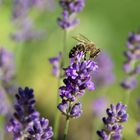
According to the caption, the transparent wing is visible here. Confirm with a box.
[72,34,91,44]
[79,34,90,42]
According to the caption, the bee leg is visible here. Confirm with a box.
[74,55,77,63]
[90,53,94,59]
[84,52,86,60]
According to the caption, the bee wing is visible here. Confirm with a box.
[79,34,90,42]
[72,36,86,44]
[72,34,90,44]
[79,34,96,46]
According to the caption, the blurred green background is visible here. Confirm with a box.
[0,0,140,139]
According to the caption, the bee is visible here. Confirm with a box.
[69,34,101,59]
[69,43,85,58]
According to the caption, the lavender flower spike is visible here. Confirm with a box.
[97,102,128,140]
[7,87,53,140]
[58,51,98,119]
[121,31,140,90]
[58,0,85,29]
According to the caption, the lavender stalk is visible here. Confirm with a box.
[53,1,85,139]
[97,102,128,140]
[7,87,53,140]
[121,31,140,105]
[64,117,70,140]
[53,29,68,140]
[49,52,62,140]
[57,34,99,139]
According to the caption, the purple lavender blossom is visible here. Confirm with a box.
[57,101,82,118]
[121,31,140,90]
[92,97,108,118]
[94,52,115,87]
[58,51,98,119]
[58,0,85,29]
[7,87,53,140]
[97,102,128,140]
[49,52,62,78]
[0,48,15,83]
[27,118,53,139]
[70,102,82,118]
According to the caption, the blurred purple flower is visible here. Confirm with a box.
[0,47,17,96]
[7,87,53,140]
[136,98,140,136]
[58,0,85,29]
[49,52,62,78]
[121,77,137,89]
[32,0,56,11]
[136,123,140,136]
[12,0,33,20]
[121,31,140,90]
[97,102,128,140]
[0,86,11,116]
[11,18,44,42]
[137,98,140,107]
[11,0,55,42]
[0,48,15,83]
[58,51,98,119]
[94,52,115,87]
[92,97,108,118]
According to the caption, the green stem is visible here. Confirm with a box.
[92,117,101,140]
[0,116,5,140]
[64,117,70,140]
[53,29,68,140]
[53,79,61,140]
[92,118,96,140]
